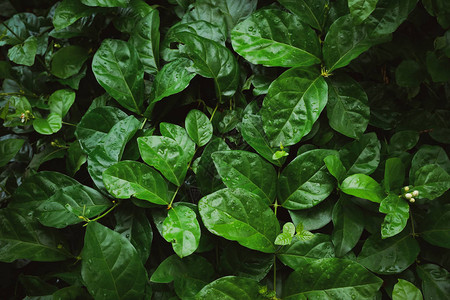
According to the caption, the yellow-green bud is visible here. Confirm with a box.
[404,186,410,192]
[405,193,412,199]
[412,190,419,197]
[409,198,415,203]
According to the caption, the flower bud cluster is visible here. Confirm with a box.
[402,186,419,203]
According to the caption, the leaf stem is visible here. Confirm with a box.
[83,200,120,226]
[410,211,417,237]
[140,117,147,130]
[167,185,181,210]
[273,255,277,296]
[62,121,76,127]
[210,102,219,121]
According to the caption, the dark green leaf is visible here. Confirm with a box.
[0,138,24,167]
[278,0,329,31]
[103,161,169,205]
[339,132,381,176]
[289,198,333,230]
[199,188,279,253]
[395,60,424,87]
[0,209,70,262]
[420,201,450,248]
[212,150,277,205]
[8,36,37,66]
[52,286,90,300]
[324,155,347,183]
[113,0,154,33]
[392,279,423,300]
[341,174,385,203]
[279,149,337,210]
[92,39,144,114]
[185,109,213,147]
[261,67,328,147]
[53,0,96,30]
[389,130,419,154]
[326,75,370,139]
[332,197,364,257]
[66,141,87,176]
[81,0,129,7]
[81,222,147,299]
[195,276,262,300]
[51,46,89,79]
[414,164,450,200]
[48,89,76,118]
[358,232,420,274]
[379,194,409,239]
[33,114,62,135]
[283,258,383,299]
[384,158,405,192]
[426,50,450,82]
[230,9,321,68]
[349,0,378,24]
[410,145,450,181]
[417,264,450,300]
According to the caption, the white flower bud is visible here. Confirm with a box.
[404,186,410,192]
[409,198,415,203]
[405,193,412,199]
[412,190,419,197]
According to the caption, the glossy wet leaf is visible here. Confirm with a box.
[261,67,328,147]
[81,222,147,299]
[283,258,383,299]
[48,89,76,118]
[66,141,87,176]
[326,75,370,139]
[51,46,89,79]
[392,279,423,300]
[278,0,329,31]
[212,150,277,205]
[103,161,169,205]
[8,36,37,66]
[33,114,62,135]
[149,58,196,104]
[231,9,320,68]
[185,109,213,147]
[92,39,144,114]
[162,205,201,258]
[278,234,335,270]
[87,116,141,191]
[0,209,70,263]
[0,138,24,167]
[413,164,450,200]
[199,188,279,253]
[289,198,333,230]
[420,201,450,248]
[384,158,405,193]
[81,0,129,7]
[379,194,409,239]
[75,106,128,155]
[358,232,420,274]
[278,149,337,210]
[341,174,385,203]
[53,0,96,30]
[275,223,296,246]
[416,264,450,300]
[349,0,378,24]
[199,0,257,32]
[389,130,420,154]
[175,32,239,97]
[129,9,160,75]
[340,132,381,175]
[332,198,364,257]
[409,145,450,181]
[195,276,262,300]
[324,155,347,183]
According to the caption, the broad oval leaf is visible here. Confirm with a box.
[278,149,337,210]
[195,276,262,300]
[326,75,369,139]
[162,205,201,258]
[324,155,347,183]
[349,0,378,24]
[103,161,169,205]
[231,9,321,68]
[341,174,385,203]
[384,158,405,193]
[53,0,96,30]
[283,258,383,299]
[0,209,70,262]
[81,0,129,7]
[0,138,24,167]
[358,232,420,274]
[409,145,450,181]
[92,39,144,114]
[392,279,423,300]
[212,150,277,205]
[416,264,450,300]
[33,113,62,135]
[8,36,37,66]
[48,89,76,118]
[339,132,381,176]
[261,67,328,147]
[185,109,213,147]
[51,46,89,79]
[379,194,409,239]
[289,198,333,231]
[278,0,329,31]
[81,222,147,299]
[420,201,450,249]
[198,188,279,253]
[389,130,420,154]
[413,164,450,200]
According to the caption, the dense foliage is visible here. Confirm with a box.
[1,0,450,299]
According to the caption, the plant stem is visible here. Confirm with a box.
[210,103,219,121]
[167,185,181,209]
[273,255,277,296]
[140,117,147,130]
[62,121,76,127]
[83,200,120,226]
[410,211,417,237]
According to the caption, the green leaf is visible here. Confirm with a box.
[358,232,420,274]
[129,9,160,75]
[114,204,153,264]
[392,279,423,300]
[395,60,424,87]
[410,145,450,181]
[199,188,279,253]
[185,109,213,147]
[230,9,321,68]
[389,130,420,154]
[75,106,128,155]
[66,141,87,176]
[87,116,141,191]
[48,89,76,118]
[195,276,262,300]
[379,194,409,239]
[52,286,90,299]
[324,155,347,183]
[326,75,370,139]
[103,161,169,205]
[0,209,70,263]
[289,198,333,230]
[175,32,239,97]
[275,223,296,246]
[279,149,337,210]
[417,264,450,300]
[349,0,378,24]
[278,0,329,31]
[413,164,450,200]
[332,197,364,257]
[384,158,405,192]
[278,234,335,270]
[0,138,24,167]
[81,222,147,299]
[426,50,450,82]
[420,201,450,248]
[149,58,196,104]
[261,67,328,147]
[32,114,62,135]
[212,150,277,205]
[163,205,201,258]
[341,174,385,203]
[241,112,284,166]
[339,132,381,175]
[81,0,129,7]
[53,0,96,30]
[113,0,154,33]
[8,36,37,66]
[92,39,144,114]
[283,258,383,299]
[51,46,89,79]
